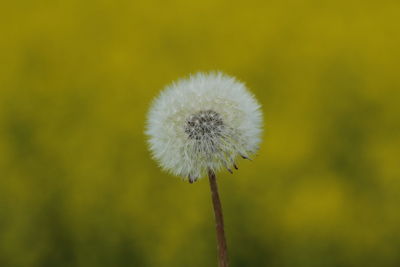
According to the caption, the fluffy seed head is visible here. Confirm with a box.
[146,72,263,182]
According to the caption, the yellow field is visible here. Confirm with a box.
[0,0,399,266]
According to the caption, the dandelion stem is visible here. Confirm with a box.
[208,169,229,267]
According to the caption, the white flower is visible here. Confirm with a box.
[146,71,263,182]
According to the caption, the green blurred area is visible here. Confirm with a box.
[1,0,400,266]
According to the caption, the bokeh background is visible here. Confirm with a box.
[1,0,399,266]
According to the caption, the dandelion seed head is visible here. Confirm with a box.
[146,71,263,182]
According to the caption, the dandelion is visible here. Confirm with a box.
[146,71,263,267]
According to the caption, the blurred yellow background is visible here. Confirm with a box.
[1,0,399,266]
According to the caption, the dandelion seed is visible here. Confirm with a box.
[146,71,262,181]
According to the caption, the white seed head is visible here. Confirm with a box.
[146,72,263,182]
